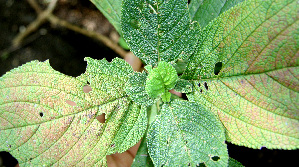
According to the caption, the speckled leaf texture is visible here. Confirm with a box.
[125,71,156,106]
[189,0,244,28]
[0,58,147,166]
[90,0,122,34]
[131,134,154,167]
[145,61,178,102]
[121,0,200,66]
[184,0,299,149]
[147,100,228,167]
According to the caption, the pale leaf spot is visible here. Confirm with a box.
[66,100,76,106]
[83,85,92,93]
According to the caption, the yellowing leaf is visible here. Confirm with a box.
[185,0,299,149]
[0,58,147,166]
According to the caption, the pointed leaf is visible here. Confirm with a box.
[0,58,147,166]
[147,100,228,166]
[121,0,200,65]
[189,0,244,28]
[228,157,244,167]
[185,0,299,149]
[90,0,122,34]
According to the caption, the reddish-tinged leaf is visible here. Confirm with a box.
[185,0,299,149]
[0,58,147,166]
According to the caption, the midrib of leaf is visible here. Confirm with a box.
[167,107,192,162]
[75,102,127,165]
[191,80,297,134]
[186,0,297,80]
[122,0,200,65]
[192,80,298,141]
[192,67,298,117]
[152,2,189,61]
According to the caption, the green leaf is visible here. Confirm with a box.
[145,61,178,102]
[228,157,244,167]
[189,0,244,28]
[131,134,154,167]
[90,0,122,34]
[185,0,299,149]
[147,100,228,166]
[0,58,147,166]
[173,59,187,74]
[121,0,200,66]
[174,78,193,93]
[125,71,156,106]
[119,37,130,50]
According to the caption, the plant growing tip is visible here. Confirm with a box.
[145,61,178,102]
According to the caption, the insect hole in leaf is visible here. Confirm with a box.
[96,113,106,123]
[211,156,220,161]
[214,62,223,75]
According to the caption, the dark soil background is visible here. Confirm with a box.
[0,0,297,167]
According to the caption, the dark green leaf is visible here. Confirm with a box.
[125,72,156,106]
[147,100,228,166]
[174,78,193,93]
[131,134,154,167]
[189,0,244,28]
[228,157,244,167]
[122,0,200,65]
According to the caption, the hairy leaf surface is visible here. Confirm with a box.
[121,0,200,65]
[125,72,156,106]
[185,0,299,149]
[131,133,154,167]
[0,58,146,166]
[189,0,244,28]
[90,0,122,34]
[147,100,228,166]
[145,61,178,102]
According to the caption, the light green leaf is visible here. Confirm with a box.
[145,61,178,102]
[119,37,130,50]
[228,157,244,167]
[121,0,200,66]
[147,100,228,166]
[185,0,299,149]
[189,0,244,28]
[90,0,122,34]
[0,58,146,166]
[125,71,156,107]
